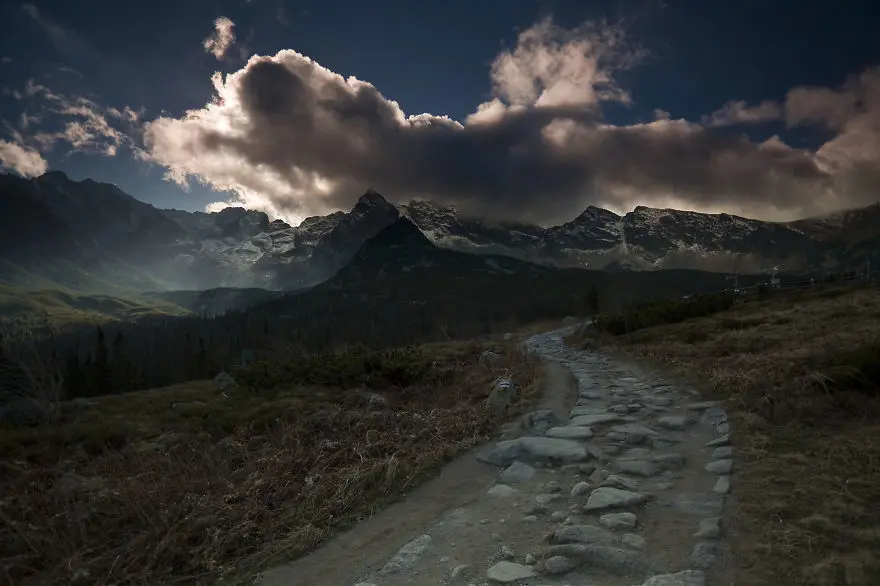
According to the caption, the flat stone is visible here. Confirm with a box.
[656,415,689,430]
[500,461,536,484]
[634,570,707,586]
[694,517,722,539]
[613,459,661,477]
[705,435,729,447]
[569,413,626,427]
[584,487,649,511]
[570,406,611,416]
[700,406,728,425]
[379,534,432,574]
[486,561,537,582]
[542,543,650,574]
[705,459,733,474]
[600,512,637,529]
[581,391,603,400]
[522,409,562,435]
[711,446,733,460]
[652,453,685,470]
[488,484,519,498]
[542,555,578,575]
[650,397,674,407]
[621,533,647,550]
[687,401,719,411]
[600,474,641,491]
[546,426,594,440]
[608,423,659,445]
[521,515,538,523]
[551,524,616,545]
[478,437,589,467]
[713,475,731,494]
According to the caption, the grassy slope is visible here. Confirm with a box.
[572,283,880,586]
[0,284,190,331]
[0,333,543,586]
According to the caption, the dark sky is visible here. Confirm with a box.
[1,0,878,225]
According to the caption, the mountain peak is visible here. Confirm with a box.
[358,189,389,206]
[38,170,71,183]
[365,217,433,250]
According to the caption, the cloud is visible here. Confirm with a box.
[0,139,48,177]
[482,17,644,114]
[703,100,782,127]
[203,17,237,60]
[140,17,860,224]
[1,79,142,159]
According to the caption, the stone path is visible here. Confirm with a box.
[255,326,733,586]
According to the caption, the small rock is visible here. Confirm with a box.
[716,422,731,435]
[542,481,563,493]
[550,524,616,545]
[542,555,577,575]
[379,534,432,574]
[694,517,722,539]
[499,545,516,559]
[450,564,470,579]
[486,561,537,582]
[621,533,647,550]
[570,481,590,497]
[600,512,637,530]
[521,515,538,523]
[545,426,594,440]
[550,510,567,522]
[524,553,537,565]
[600,474,641,491]
[488,484,519,498]
[705,435,729,447]
[500,461,536,484]
[584,487,649,511]
[713,475,731,494]
[711,446,733,460]
[704,459,733,474]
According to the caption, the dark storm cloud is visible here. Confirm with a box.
[139,19,879,224]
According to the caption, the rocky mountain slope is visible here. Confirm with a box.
[1,171,876,292]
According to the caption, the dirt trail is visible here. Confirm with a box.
[254,327,733,586]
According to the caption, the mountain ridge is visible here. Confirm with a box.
[1,170,877,292]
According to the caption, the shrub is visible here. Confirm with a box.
[594,293,737,335]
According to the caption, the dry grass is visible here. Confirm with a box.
[573,282,880,586]
[0,337,542,586]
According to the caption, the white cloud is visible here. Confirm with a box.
[703,99,782,126]
[0,139,48,177]
[203,17,236,60]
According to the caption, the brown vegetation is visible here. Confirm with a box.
[0,337,542,586]
[571,282,880,585]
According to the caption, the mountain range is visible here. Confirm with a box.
[1,171,877,293]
